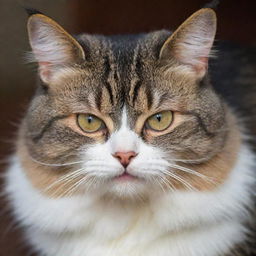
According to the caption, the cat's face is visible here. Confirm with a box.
[19,8,236,199]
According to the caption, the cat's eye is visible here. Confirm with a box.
[77,114,105,133]
[146,111,173,132]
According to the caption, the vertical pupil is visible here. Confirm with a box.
[87,116,93,124]
[156,114,162,122]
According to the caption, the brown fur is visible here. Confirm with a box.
[169,109,241,191]
[17,8,243,198]
[17,106,240,197]
[7,8,255,256]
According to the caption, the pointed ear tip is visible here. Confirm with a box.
[204,8,217,16]
[199,8,217,19]
[27,12,53,29]
[27,13,41,28]
[190,8,217,26]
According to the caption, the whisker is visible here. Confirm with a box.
[170,157,210,164]
[140,161,213,184]
[160,170,197,191]
[64,175,90,197]
[62,170,103,197]
[167,163,216,184]
[159,175,176,192]
[30,156,83,167]
[163,153,212,164]
[139,165,196,191]
[52,174,87,198]
[63,173,99,197]
[155,176,167,193]
[43,168,85,193]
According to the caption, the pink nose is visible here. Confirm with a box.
[113,151,137,168]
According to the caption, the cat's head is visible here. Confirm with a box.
[18,8,240,200]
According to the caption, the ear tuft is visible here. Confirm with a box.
[24,7,43,17]
[203,0,220,10]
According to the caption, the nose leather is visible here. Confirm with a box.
[113,151,137,168]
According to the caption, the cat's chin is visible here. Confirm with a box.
[101,176,152,201]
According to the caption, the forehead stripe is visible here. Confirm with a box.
[145,85,153,110]
[104,81,114,105]
[132,52,143,105]
[132,80,142,106]
[95,89,103,111]
[103,55,114,105]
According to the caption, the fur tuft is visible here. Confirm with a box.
[203,0,220,10]
[24,7,43,17]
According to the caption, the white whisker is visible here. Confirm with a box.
[160,169,197,191]
[159,175,176,192]
[29,155,83,167]
[168,163,216,184]
[43,168,85,193]
[64,175,91,197]
[155,177,167,193]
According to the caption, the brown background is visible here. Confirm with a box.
[0,0,256,255]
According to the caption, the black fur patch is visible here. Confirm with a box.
[203,0,220,10]
[24,7,43,17]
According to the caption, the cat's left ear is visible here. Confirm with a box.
[159,8,217,78]
[27,12,85,84]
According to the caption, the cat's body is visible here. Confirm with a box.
[5,8,256,256]
[6,145,255,256]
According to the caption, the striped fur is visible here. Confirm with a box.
[5,8,256,256]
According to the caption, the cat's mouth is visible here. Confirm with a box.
[114,171,138,181]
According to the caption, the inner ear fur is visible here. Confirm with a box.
[159,8,217,78]
[27,14,85,83]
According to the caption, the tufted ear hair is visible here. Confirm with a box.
[27,12,85,84]
[159,8,217,78]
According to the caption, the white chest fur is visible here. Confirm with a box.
[5,145,255,256]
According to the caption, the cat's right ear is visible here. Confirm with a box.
[27,12,85,84]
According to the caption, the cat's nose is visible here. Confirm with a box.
[113,151,137,168]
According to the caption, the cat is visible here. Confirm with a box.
[5,6,256,256]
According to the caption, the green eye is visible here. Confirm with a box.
[146,111,173,131]
[77,114,104,133]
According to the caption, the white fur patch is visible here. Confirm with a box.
[109,107,139,153]
[5,143,255,256]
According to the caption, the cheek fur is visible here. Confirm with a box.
[79,143,124,179]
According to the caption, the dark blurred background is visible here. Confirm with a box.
[0,0,256,255]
